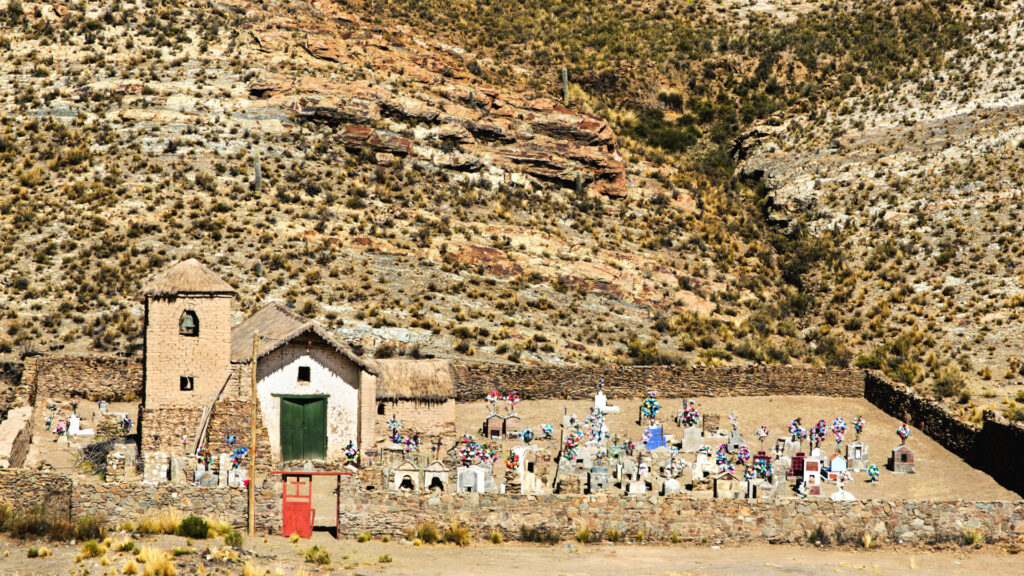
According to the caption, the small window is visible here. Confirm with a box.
[297,366,311,383]
[180,376,194,391]
[901,453,908,463]
[179,311,199,336]
[377,403,386,415]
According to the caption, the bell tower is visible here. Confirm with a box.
[141,259,235,454]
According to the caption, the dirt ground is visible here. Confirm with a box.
[455,396,1021,501]
[2,533,1023,576]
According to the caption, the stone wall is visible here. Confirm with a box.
[453,364,865,401]
[23,355,143,403]
[0,470,73,517]
[0,406,33,468]
[205,399,273,479]
[0,361,25,418]
[338,492,1024,544]
[72,482,280,533]
[864,371,1024,497]
[375,399,457,439]
[139,407,205,456]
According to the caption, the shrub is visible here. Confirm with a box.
[933,365,965,398]
[357,532,372,543]
[80,539,106,559]
[415,521,439,544]
[443,520,471,546]
[605,527,623,543]
[289,532,300,544]
[489,530,502,544]
[115,537,138,553]
[575,526,591,544]
[76,514,108,541]
[175,515,209,539]
[137,547,176,576]
[27,547,39,558]
[304,545,330,565]
[224,530,244,547]
[378,554,393,563]
[171,548,193,556]
[10,507,48,538]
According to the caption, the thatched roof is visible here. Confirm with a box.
[373,358,454,402]
[144,259,235,297]
[230,301,376,374]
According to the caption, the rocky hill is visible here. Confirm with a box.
[1,0,1023,422]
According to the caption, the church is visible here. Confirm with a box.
[138,259,454,477]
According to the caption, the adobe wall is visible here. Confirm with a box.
[0,470,73,517]
[452,364,865,401]
[22,355,142,403]
[339,492,1024,544]
[375,398,457,439]
[205,398,273,479]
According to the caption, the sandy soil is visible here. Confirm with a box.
[2,533,1023,576]
[456,396,1021,501]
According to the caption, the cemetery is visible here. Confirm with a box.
[1,260,1023,550]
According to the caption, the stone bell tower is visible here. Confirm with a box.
[141,259,235,455]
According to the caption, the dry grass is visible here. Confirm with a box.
[137,547,176,576]
[137,509,181,535]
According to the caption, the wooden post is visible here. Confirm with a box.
[248,331,259,538]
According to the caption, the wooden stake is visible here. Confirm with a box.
[248,331,259,537]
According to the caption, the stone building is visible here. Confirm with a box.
[373,359,456,442]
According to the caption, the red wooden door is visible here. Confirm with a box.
[282,475,315,538]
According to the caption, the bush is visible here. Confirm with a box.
[575,526,591,544]
[605,527,623,543]
[489,530,502,544]
[80,539,106,559]
[137,547,176,576]
[175,515,209,539]
[378,554,393,563]
[224,531,244,547]
[443,520,471,546]
[76,514,108,541]
[304,545,330,565]
[519,525,560,544]
[933,365,965,398]
[415,521,439,544]
[357,532,372,543]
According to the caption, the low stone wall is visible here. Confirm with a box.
[453,364,865,401]
[0,361,25,419]
[338,492,1024,544]
[0,470,73,517]
[864,371,1024,496]
[72,482,280,533]
[0,407,33,468]
[24,355,143,403]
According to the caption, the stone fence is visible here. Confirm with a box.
[339,491,1024,544]
[865,371,1024,496]
[0,469,74,518]
[23,355,143,403]
[452,364,865,401]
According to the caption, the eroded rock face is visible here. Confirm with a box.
[239,0,626,196]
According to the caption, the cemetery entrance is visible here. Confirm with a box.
[279,396,327,461]
[271,471,351,539]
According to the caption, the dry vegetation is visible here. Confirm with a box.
[0,0,1021,419]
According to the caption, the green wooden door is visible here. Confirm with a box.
[280,397,327,461]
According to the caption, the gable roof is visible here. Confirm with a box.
[373,358,454,402]
[144,259,236,297]
[230,301,376,374]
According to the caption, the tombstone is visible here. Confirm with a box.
[424,460,450,492]
[827,454,847,481]
[503,414,522,439]
[218,454,231,487]
[68,414,95,437]
[627,480,647,495]
[663,477,682,496]
[194,463,207,483]
[199,473,219,487]
[484,414,505,440]
[621,459,637,482]
[889,445,915,474]
[745,480,757,499]
[644,426,666,450]
[170,456,186,484]
[594,389,620,414]
[802,458,822,496]
[713,472,741,499]
[789,452,805,478]
[457,467,482,493]
[682,427,703,453]
[810,447,823,459]
[588,465,610,493]
[228,467,248,488]
[702,413,721,436]
[846,440,869,471]
[830,489,855,501]
[752,450,771,471]
[727,429,745,453]
[393,460,420,491]
[578,446,599,469]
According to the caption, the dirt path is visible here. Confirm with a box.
[2,533,1023,576]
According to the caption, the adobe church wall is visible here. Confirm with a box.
[452,364,865,401]
[375,399,457,439]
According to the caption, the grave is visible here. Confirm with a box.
[789,452,805,478]
[484,414,505,440]
[846,440,869,471]
[644,426,666,450]
[713,472,742,499]
[594,385,620,414]
[424,460,451,492]
[681,427,704,453]
[802,458,822,496]
[702,413,721,436]
[503,414,522,439]
[588,464,610,493]
[827,454,847,481]
[663,477,682,496]
[890,445,915,474]
[727,429,745,453]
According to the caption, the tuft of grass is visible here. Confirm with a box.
[443,520,471,546]
[207,519,233,537]
[137,547,176,576]
[605,527,623,543]
[670,532,681,543]
[171,548,193,556]
[288,532,300,544]
[415,522,439,544]
[860,532,874,549]
[175,515,209,539]
[961,527,986,546]
[356,532,372,543]
[115,537,138,553]
[76,514,108,541]
[381,534,391,543]
[378,554,393,564]
[137,509,181,535]
[79,539,107,559]
[303,545,330,565]
[123,558,139,575]
[519,525,560,545]
[489,530,502,544]
[241,560,264,576]
[575,526,592,544]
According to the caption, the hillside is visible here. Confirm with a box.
[1,0,1023,422]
